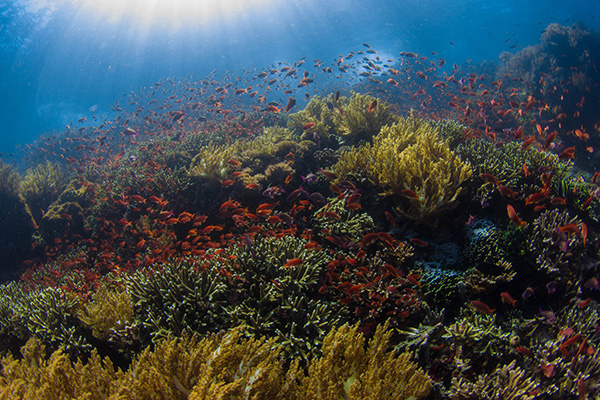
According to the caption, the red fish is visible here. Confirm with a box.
[400,189,419,199]
[284,258,303,267]
[366,100,377,112]
[285,97,296,113]
[500,291,516,307]
[558,146,576,160]
[507,205,526,228]
[471,300,495,315]
[303,122,316,130]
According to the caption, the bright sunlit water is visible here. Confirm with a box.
[1,0,600,155]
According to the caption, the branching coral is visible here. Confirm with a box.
[20,161,68,224]
[331,93,399,145]
[455,139,572,199]
[334,115,472,223]
[449,360,539,400]
[0,322,432,400]
[312,197,375,245]
[127,258,228,342]
[78,284,134,341]
[443,312,512,374]
[289,322,432,399]
[224,236,343,360]
[526,209,584,275]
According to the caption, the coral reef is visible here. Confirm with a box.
[0,322,432,400]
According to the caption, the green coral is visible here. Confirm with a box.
[449,360,539,400]
[455,139,572,199]
[127,258,228,342]
[20,161,68,224]
[224,236,343,360]
[312,197,375,245]
[443,311,512,373]
[526,209,584,275]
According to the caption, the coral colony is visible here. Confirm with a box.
[2,23,600,398]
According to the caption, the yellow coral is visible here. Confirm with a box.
[0,338,123,400]
[0,323,431,399]
[332,92,399,144]
[187,143,235,181]
[334,115,472,223]
[77,284,134,340]
[290,322,432,400]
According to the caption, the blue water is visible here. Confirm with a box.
[1,0,599,157]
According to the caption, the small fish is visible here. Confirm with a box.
[558,146,576,160]
[400,189,419,199]
[303,122,316,130]
[284,258,303,267]
[366,100,377,112]
[285,97,296,113]
[500,291,516,307]
[507,205,526,227]
[471,300,495,315]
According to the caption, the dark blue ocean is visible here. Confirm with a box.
[2,0,599,158]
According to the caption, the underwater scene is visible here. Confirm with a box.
[3,0,600,398]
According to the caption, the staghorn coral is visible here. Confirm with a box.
[449,360,539,400]
[526,208,584,275]
[127,258,228,342]
[224,236,343,360]
[443,311,512,374]
[455,139,572,200]
[312,197,375,245]
[24,287,90,358]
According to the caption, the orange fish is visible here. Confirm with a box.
[285,97,296,113]
[284,258,303,267]
[471,300,495,315]
[366,100,377,112]
[480,173,500,186]
[303,122,316,130]
[500,291,516,307]
[507,205,526,228]
[401,189,419,199]
[558,146,576,160]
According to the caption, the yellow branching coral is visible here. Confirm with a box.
[77,284,134,340]
[0,337,123,400]
[20,161,67,224]
[288,322,432,400]
[288,94,341,140]
[187,143,235,182]
[0,323,431,399]
[334,115,472,223]
[332,92,399,145]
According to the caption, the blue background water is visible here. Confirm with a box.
[1,0,599,156]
